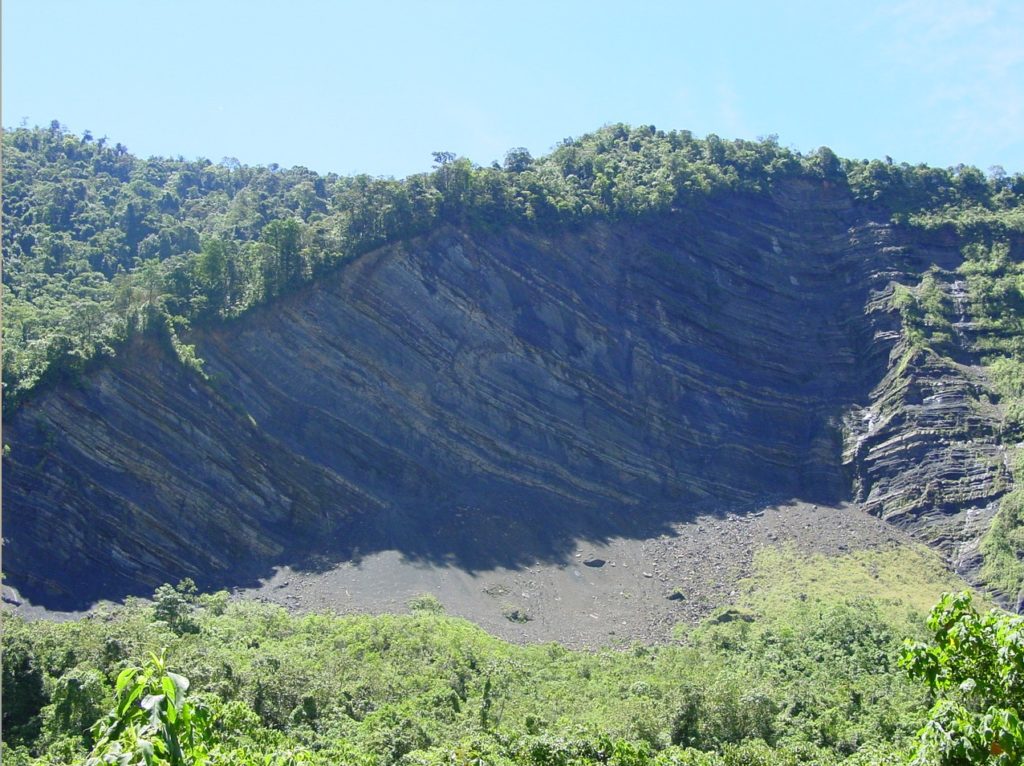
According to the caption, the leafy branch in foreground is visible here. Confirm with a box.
[900,592,1024,765]
[86,652,309,766]
[86,651,214,765]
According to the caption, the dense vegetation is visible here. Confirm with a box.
[6,544,1010,766]
[5,121,1022,412]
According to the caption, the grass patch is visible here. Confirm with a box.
[736,543,969,631]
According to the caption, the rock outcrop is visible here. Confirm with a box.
[842,292,1013,592]
[3,180,1012,609]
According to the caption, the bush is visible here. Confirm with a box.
[1,632,48,745]
[407,593,445,615]
[900,592,1024,764]
[152,578,199,635]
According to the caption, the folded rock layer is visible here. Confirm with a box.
[5,180,1010,609]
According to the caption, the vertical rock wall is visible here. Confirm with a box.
[3,182,1011,608]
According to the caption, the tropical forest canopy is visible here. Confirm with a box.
[4,547,1024,765]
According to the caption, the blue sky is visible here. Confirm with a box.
[4,1,1022,178]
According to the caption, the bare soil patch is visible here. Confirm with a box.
[232,501,915,648]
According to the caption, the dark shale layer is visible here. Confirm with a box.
[4,179,1011,609]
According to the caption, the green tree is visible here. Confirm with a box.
[810,146,842,180]
[153,579,199,636]
[135,258,167,327]
[900,592,1024,765]
[503,147,533,173]
[1,634,47,745]
[195,236,231,313]
[86,652,214,766]
[260,218,303,296]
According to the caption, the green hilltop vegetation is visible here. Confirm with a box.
[3,123,1024,764]
[3,121,1023,413]
[5,544,1023,766]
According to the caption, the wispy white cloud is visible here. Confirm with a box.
[864,0,1024,167]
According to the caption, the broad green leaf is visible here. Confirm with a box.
[141,693,165,729]
[162,674,177,704]
[118,683,145,718]
[115,667,138,696]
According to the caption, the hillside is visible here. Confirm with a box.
[4,122,1024,766]
[3,125,1024,615]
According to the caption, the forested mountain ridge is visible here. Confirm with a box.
[4,121,1021,411]
[3,121,1024,614]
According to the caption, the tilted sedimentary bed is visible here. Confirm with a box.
[4,179,1012,608]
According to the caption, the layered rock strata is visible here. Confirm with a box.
[3,180,1010,608]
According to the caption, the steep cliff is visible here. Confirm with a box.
[3,179,1013,609]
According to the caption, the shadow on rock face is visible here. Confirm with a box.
[4,199,959,611]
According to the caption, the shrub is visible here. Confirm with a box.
[408,593,445,615]
[900,592,1024,764]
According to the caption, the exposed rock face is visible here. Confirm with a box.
[3,180,1011,608]
[842,299,1013,594]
